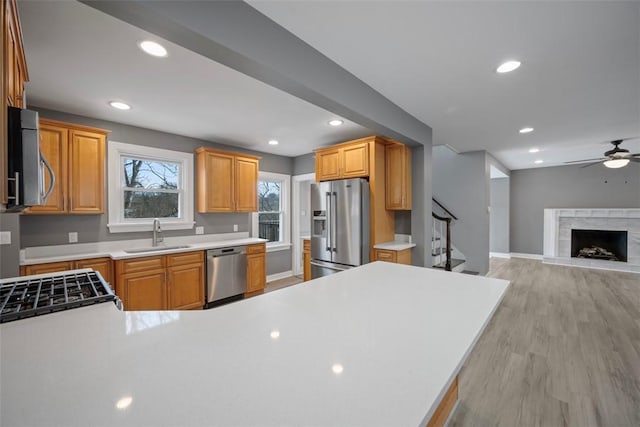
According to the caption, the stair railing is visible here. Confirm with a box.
[432,212,452,271]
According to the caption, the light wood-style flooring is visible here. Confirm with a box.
[451,257,640,426]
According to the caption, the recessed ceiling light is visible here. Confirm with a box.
[604,159,629,169]
[528,148,540,153]
[496,60,521,73]
[331,363,344,375]
[534,159,544,164]
[519,127,534,134]
[328,119,344,126]
[115,396,133,410]
[139,40,168,57]
[268,140,279,146]
[109,101,131,110]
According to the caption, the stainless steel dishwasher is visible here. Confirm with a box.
[205,246,247,308]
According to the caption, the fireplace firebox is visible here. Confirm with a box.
[571,229,628,262]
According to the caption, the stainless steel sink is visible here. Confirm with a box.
[124,245,191,254]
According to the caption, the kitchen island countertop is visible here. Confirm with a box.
[0,262,509,426]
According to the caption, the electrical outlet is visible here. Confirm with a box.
[233,224,238,232]
[195,226,204,235]
[0,231,11,245]
[68,232,78,243]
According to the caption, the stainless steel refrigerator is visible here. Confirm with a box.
[310,178,369,279]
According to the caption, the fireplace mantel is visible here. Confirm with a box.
[543,208,640,273]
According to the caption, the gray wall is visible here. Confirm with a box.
[511,162,640,254]
[293,153,315,176]
[20,107,294,275]
[432,146,490,275]
[490,178,510,254]
[0,213,21,278]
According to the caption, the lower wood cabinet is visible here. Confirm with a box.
[303,239,311,282]
[245,243,266,296]
[374,248,413,265]
[115,251,205,311]
[21,257,114,286]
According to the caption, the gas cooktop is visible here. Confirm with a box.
[0,270,119,323]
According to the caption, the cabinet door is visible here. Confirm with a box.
[27,124,68,213]
[74,258,113,287]
[22,261,73,276]
[246,253,266,294]
[315,148,341,181]
[341,142,369,178]
[235,156,258,212]
[5,5,16,106]
[198,151,234,212]
[303,239,311,282]
[69,130,105,213]
[167,263,204,310]
[385,143,411,210]
[119,270,167,311]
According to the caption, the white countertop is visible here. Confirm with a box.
[0,262,509,426]
[373,241,416,251]
[20,234,267,265]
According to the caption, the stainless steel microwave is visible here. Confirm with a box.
[6,106,54,210]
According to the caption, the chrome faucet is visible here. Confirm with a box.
[152,218,164,247]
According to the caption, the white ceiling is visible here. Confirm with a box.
[18,1,640,170]
[17,1,373,157]
[250,1,640,170]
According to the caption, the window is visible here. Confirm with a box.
[252,172,290,250]
[108,141,194,233]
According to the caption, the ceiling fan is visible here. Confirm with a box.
[565,139,640,168]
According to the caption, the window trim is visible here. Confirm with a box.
[252,171,290,249]
[107,141,194,233]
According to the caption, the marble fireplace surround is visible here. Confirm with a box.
[543,209,640,273]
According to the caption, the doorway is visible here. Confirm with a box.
[291,173,315,276]
[489,165,510,258]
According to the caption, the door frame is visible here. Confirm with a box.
[291,173,316,276]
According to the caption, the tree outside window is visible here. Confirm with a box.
[122,157,180,219]
[258,180,282,242]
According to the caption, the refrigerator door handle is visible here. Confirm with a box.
[332,191,338,252]
[326,192,332,251]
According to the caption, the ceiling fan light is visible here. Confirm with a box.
[603,158,629,168]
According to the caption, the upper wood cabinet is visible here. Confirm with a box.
[27,119,108,215]
[314,140,369,182]
[385,142,412,210]
[5,0,28,109]
[196,148,260,213]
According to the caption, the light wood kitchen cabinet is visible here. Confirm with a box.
[303,239,311,282]
[166,251,205,310]
[374,248,413,265]
[385,142,412,210]
[196,148,260,213]
[21,257,114,286]
[115,251,205,311]
[314,140,369,181]
[27,119,108,215]
[245,243,266,296]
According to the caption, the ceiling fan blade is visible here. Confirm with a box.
[629,157,640,163]
[580,161,603,168]
[565,158,605,164]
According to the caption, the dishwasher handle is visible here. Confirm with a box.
[208,246,246,257]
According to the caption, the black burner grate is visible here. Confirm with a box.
[0,271,118,323]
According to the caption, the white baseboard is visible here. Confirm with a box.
[510,252,543,260]
[490,252,511,259]
[267,270,293,283]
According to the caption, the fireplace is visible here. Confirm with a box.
[571,229,628,262]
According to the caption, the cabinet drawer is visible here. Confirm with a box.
[167,251,204,267]
[375,249,397,263]
[247,243,266,255]
[118,256,165,274]
[22,261,73,276]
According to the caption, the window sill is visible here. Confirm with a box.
[107,221,195,233]
[266,242,292,253]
